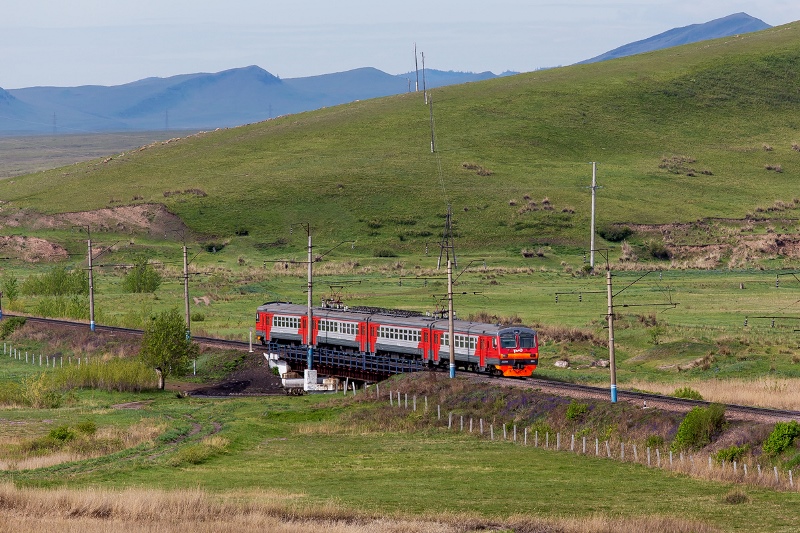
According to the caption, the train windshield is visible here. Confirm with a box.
[500,334,517,348]
[519,334,536,348]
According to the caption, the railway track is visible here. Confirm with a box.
[5,313,800,421]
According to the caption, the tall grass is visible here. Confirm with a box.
[55,359,158,392]
[0,419,166,471]
[625,378,800,410]
[0,483,720,533]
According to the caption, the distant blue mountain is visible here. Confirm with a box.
[1,66,508,135]
[580,12,770,64]
[0,13,774,135]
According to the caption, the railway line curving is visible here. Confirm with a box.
[5,313,800,421]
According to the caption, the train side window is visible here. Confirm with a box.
[492,338,497,348]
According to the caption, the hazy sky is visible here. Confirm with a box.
[1,1,798,89]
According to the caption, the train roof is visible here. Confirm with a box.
[257,301,536,335]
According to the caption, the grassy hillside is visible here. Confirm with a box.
[2,23,800,258]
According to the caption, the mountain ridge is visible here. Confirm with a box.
[580,12,770,63]
[0,12,773,135]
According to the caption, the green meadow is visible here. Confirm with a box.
[2,21,800,532]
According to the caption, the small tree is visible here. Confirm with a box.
[2,275,19,303]
[139,308,197,389]
[123,260,162,293]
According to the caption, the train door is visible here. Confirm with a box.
[478,337,487,370]
[431,330,442,362]
[368,323,379,355]
[357,323,368,352]
[299,316,308,345]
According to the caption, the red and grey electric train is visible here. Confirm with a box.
[255,302,538,377]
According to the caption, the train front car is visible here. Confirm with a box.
[494,326,539,377]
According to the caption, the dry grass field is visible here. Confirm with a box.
[0,484,721,533]
[626,377,800,410]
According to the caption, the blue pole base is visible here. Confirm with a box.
[610,384,618,403]
[449,364,456,379]
[90,321,95,332]
[307,347,313,371]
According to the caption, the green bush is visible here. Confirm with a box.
[671,403,726,451]
[21,374,63,408]
[76,419,97,436]
[33,295,89,320]
[122,260,162,293]
[168,443,213,466]
[1,275,19,302]
[0,316,26,339]
[21,267,88,296]
[762,421,800,457]
[597,225,633,242]
[565,400,589,421]
[715,444,749,464]
[647,240,671,260]
[49,424,76,442]
[373,249,397,257]
[0,381,24,405]
[646,435,665,448]
[191,312,205,322]
[673,387,703,400]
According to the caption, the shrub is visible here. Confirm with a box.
[1,275,19,302]
[21,267,88,296]
[671,403,726,451]
[373,249,397,258]
[597,225,633,242]
[648,325,666,345]
[204,242,225,253]
[122,260,162,293]
[565,400,589,421]
[76,419,97,436]
[715,444,749,464]
[647,241,671,260]
[33,295,89,320]
[673,387,703,400]
[21,374,63,408]
[762,421,800,457]
[0,381,24,406]
[0,316,26,339]
[191,312,205,322]
[49,425,76,442]
[646,435,665,448]
[723,489,750,505]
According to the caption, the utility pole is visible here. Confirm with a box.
[437,205,455,269]
[422,51,427,104]
[182,242,190,339]
[447,258,455,378]
[307,228,313,371]
[590,162,598,269]
[429,95,436,153]
[606,266,617,402]
[414,43,419,92]
[85,228,95,332]
[291,223,314,370]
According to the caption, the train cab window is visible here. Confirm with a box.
[519,335,536,348]
[500,334,517,349]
